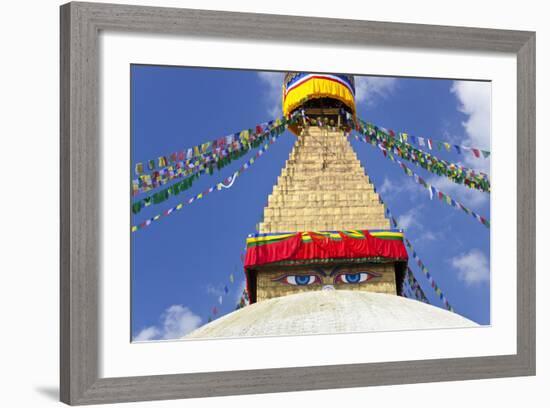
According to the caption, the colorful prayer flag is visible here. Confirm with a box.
[135,162,144,175]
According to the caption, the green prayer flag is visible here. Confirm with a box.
[131,201,142,214]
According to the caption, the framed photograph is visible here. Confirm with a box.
[60,2,535,405]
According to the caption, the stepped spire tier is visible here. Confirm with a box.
[259,126,389,233]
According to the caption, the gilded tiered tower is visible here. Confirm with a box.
[258,126,390,233]
[244,73,406,304]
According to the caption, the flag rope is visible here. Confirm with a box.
[405,266,430,304]
[207,250,249,323]
[133,115,296,176]
[131,131,285,233]
[356,118,490,193]
[366,174,455,312]
[131,120,290,214]
[132,115,297,197]
[354,132,491,229]
[358,119,490,158]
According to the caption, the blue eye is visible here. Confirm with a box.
[344,273,361,283]
[276,275,321,286]
[295,275,312,285]
[336,272,374,284]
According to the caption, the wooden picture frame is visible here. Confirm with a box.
[60,2,535,405]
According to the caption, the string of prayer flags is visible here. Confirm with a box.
[367,175,455,312]
[133,113,299,178]
[206,264,244,323]
[360,120,491,159]
[405,239,454,311]
[131,133,282,232]
[132,144,248,197]
[357,119,490,191]
[235,249,249,310]
[130,121,286,213]
[131,173,200,214]
[401,228,454,311]
[386,208,455,312]
[235,288,250,310]
[356,119,490,193]
[132,115,296,196]
[356,133,491,229]
[399,133,490,159]
[405,267,430,304]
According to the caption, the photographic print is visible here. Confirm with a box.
[130,66,491,342]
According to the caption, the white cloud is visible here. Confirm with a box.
[257,71,284,118]
[451,249,490,286]
[133,326,160,342]
[398,207,422,231]
[133,305,202,341]
[205,284,223,297]
[355,76,398,105]
[377,176,419,198]
[417,230,439,243]
[379,177,395,196]
[450,81,491,173]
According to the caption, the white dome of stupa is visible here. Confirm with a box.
[185,290,477,339]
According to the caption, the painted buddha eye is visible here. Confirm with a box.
[335,272,375,284]
[275,274,321,286]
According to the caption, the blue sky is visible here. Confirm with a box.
[130,65,491,341]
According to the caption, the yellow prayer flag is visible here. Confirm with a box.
[239,130,249,142]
